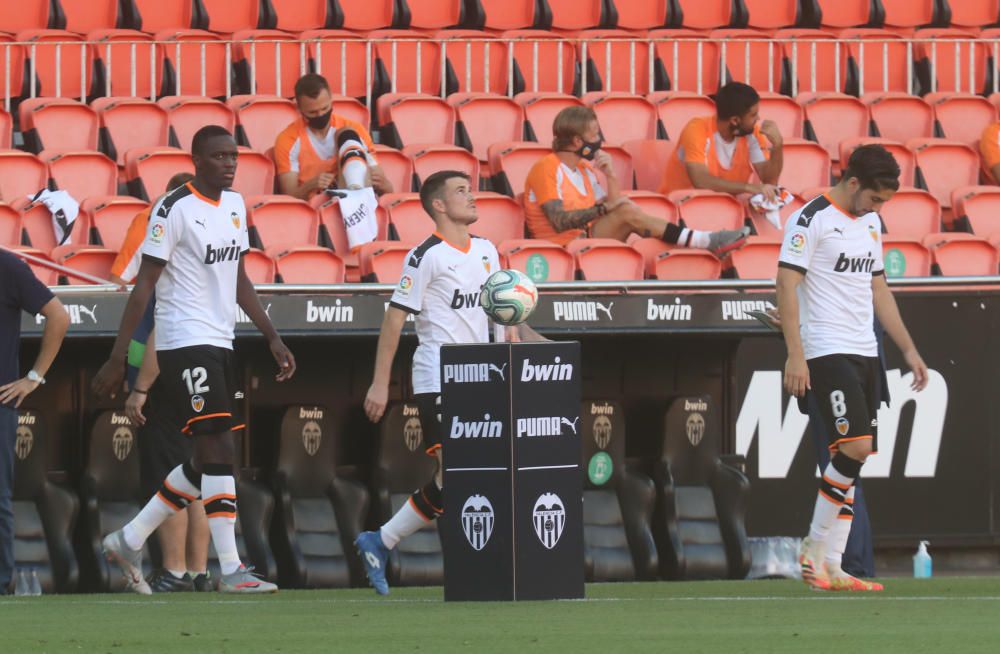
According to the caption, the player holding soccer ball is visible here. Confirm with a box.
[356,170,543,595]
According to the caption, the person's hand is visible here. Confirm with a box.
[604,195,632,212]
[756,183,780,203]
[0,377,41,408]
[904,349,929,391]
[311,172,336,191]
[766,307,782,328]
[592,150,615,178]
[783,354,810,398]
[759,119,783,147]
[92,358,125,399]
[125,390,148,426]
[269,337,296,382]
[370,167,390,194]
[364,382,389,423]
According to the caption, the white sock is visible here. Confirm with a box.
[123,464,200,550]
[202,473,241,575]
[679,228,711,249]
[380,498,430,550]
[808,460,855,542]
[825,486,856,569]
[166,568,186,579]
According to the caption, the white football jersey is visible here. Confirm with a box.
[389,232,504,394]
[778,194,884,360]
[141,183,249,350]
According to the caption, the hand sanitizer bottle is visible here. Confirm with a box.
[913,540,932,578]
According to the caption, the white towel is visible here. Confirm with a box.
[749,188,794,230]
[29,189,80,246]
[334,187,379,251]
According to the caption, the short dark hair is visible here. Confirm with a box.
[714,82,760,120]
[166,172,194,192]
[294,73,330,99]
[191,125,233,156]
[842,144,901,192]
[420,171,471,217]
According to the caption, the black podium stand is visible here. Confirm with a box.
[440,341,584,601]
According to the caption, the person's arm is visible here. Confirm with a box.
[871,274,928,391]
[753,119,784,185]
[685,161,778,198]
[125,328,159,426]
[364,306,408,423]
[236,258,295,381]
[776,267,809,398]
[369,165,393,195]
[505,323,548,342]
[0,296,70,408]
[992,163,1000,186]
[277,170,335,200]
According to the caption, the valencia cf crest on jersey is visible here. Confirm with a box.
[191,395,205,413]
[482,256,490,272]
[231,212,240,229]
[868,224,879,242]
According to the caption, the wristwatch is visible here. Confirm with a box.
[26,370,45,385]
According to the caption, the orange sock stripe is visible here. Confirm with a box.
[156,491,184,511]
[829,434,873,451]
[424,443,441,456]
[203,493,237,505]
[818,489,844,505]
[230,423,246,432]
[837,514,854,520]
[822,475,852,491]
[407,496,434,522]
[206,511,237,519]
[845,497,855,505]
[163,480,196,503]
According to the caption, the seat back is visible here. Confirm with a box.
[909,138,979,209]
[777,29,842,95]
[649,91,715,142]
[62,0,121,34]
[489,141,555,197]
[623,141,675,193]
[247,195,319,252]
[232,149,276,197]
[52,245,118,284]
[499,238,575,282]
[757,92,804,139]
[953,186,1000,238]
[358,240,412,282]
[17,29,93,99]
[435,30,510,95]
[925,234,1000,276]
[0,1,50,32]
[0,204,20,247]
[450,93,525,163]
[469,193,524,245]
[242,248,275,283]
[743,0,799,29]
[44,150,118,202]
[880,187,940,239]
[517,92,583,146]
[611,0,671,29]
[201,0,263,33]
[778,139,832,196]
[578,32,654,95]
[88,29,160,100]
[129,0,196,32]
[93,97,170,167]
[730,238,780,279]
[404,144,480,189]
[503,30,578,95]
[800,93,869,162]
[669,190,745,232]
[0,152,48,208]
[927,93,998,149]
[232,30,300,97]
[229,96,299,152]
[674,0,736,28]
[653,249,723,280]
[816,0,874,28]
[275,247,345,284]
[155,30,230,98]
[864,93,934,143]
[83,196,150,251]
[711,30,784,94]
[480,0,539,30]
[649,31,720,95]
[565,238,645,281]
[842,31,909,95]
[882,238,932,277]
[948,0,1000,28]
[371,144,414,194]
[378,94,455,150]
[268,0,335,31]
[126,147,195,202]
[584,93,657,145]
[383,192,434,244]
[370,30,442,97]
[20,99,99,154]
[159,96,236,151]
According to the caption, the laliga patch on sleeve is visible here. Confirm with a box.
[150,222,166,244]
[397,274,414,296]
[788,232,806,256]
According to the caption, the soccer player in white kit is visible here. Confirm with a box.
[355,170,542,595]
[93,126,296,594]
[776,145,928,591]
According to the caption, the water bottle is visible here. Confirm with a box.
[28,568,42,596]
[913,540,932,578]
[13,568,30,596]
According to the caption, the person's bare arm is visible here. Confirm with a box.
[541,200,607,233]
[277,170,335,200]
[685,161,779,201]
[364,306,408,423]
[236,258,296,381]
[125,329,159,426]
[872,274,928,391]
[369,165,393,195]
[753,119,784,185]
[776,266,809,397]
[0,297,69,407]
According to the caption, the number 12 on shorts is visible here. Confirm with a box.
[182,367,210,394]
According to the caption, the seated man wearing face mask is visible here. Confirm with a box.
[523,106,749,255]
[274,73,393,199]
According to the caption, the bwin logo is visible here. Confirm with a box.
[203,240,242,264]
[443,362,507,384]
[516,416,579,438]
[532,493,566,550]
[520,356,573,382]
[450,288,480,309]
[461,495,495,551]
[834,252,876,273]
[449,414,503,439]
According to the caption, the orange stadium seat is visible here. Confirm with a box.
[274,246,346,284]
[302,30,370,99]
[20,202,64,253]
[838,29,910,95]
[731,237,781,279]
[914,29,989,96]
[0,151,48,205]
[668,189,745,232]
[745,193,805,241]
[232,30,301,97]
[609,0,671,30]
[370,30,442,97]
[50,245,117,284]
[947,0,1000,29]
[232,149,275,197]
[124,147,195,202]
[155,30,230,98]
[43,150,118,201]
[815,0,875,28]
[576,30,654,95]
[377,94,455,150]
[11,248,58,284]
[839,137,915,187]
[128,0,196,32]
[17,30,94,99]
[247,195,319,252]
[952,186,1000,238]
[798,92,868,163]
[488,141,551,196]
[622,190,678,223]
[228,95,298,153]
[92,97,170,166]
[647,91,715,141]
[0,1,51,32]
[502,30,578,95]
[648,246,722,280]
[547,0,604,30]
[517,92,584,145]
[582,92,657,145]
[371,144,415,194]
[596,145,633,190]
[498,239,575,282]
[404,144,481,190]
[881,0,937,29]
[673,0,737,29]
[449,93,525,166]
[629,236,670,273]
[710,29,785,95]
[923,233,999,276]
[267,0,336,31]
[775,139,831,196]
[622,140,675,193]
[82,196,150,251]
[158,96,236,151]
[469,193,525,245]
[381,192,434,244]
[757,92,804,139]
[242,248,276,283]
[19,98,98,154]
[879,187,941,239]
[434,30,510,95]
[863,92,934,143]
[775,28,842,95]
[565,238,645,281]
[88,30,159,99]
[400,0,464,29]
[60,0,121,34]
[478,0,540,30]
[882,238,932,277]
[743,0,800,30]
[908,138,980,211]
[358,241,412,282]
[201,0,263,32]
[926,93,998,149]
[0,36,26,105]
[0,204,21,247]
[338,0,398,31]
[329,94,370,128]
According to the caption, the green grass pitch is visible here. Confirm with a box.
[4,578,999,653]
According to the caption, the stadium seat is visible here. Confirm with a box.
[19,98,99,154]
[399,0,464,29]
[814,0,876,28]
[61,0,121,34]
[227,95,298,153]
[369,30,442,97]
[710,29,785,94]
[0,1,50,32]
[449,93,525,167]
[381,192,434,244]
[43,150,118,202]
[82,196,149,251]
[798,92,868,163]
[10,409,80,592]
[478,0,540,30]
[952,186,1000,238]
[609,0,671,30]
[232,30,301,97]
[743,0,800,30]
[914,29,989,96]
[546,0,604,30]
[622,190,678,223]
[311,193,389,274]
[329,94,370,129]
[880,187,941,238]
[158,96,236,151]
[565,238,645,281]
[498,238,575,282]
[302,30,370,99]
[882,238,932,277]
[881,0,937,29]
[371,144,415,194]
[668,190,745,232]
[502,30,578,95]
[358,240,412,282]
[92,97,170,167]
[576,30,655,95]
[274,246,346,284]
[20,196,94,254]
[200,0,263,32]
[127,0,196,32]
[863,92,934,143]
[433,30,510,95]
[125,146,194,201]
[241,248,275,283]
[337,0,398,30]
[9,247,59,284]
[0,151,49,208]
[924,232,1000,276]
[88,29,159,99]
[270,405,367,588]
[0,35,26,105]
[17,29,94,99]
[595,145,634,192]
[377,94,455,150]
[516,92,583,146]
[757,92,804,139]
[50,245,117,284]
[247,195,319,253]
[775,28,842,95]
[838,137,915,187]
[582,93,658,145]
[267,0,336,31]
[368,402,444,586]
[232,148,276,197]
[488,141,551,197]
[578,400,658,582]
[745,192,804,241]
[468,192,525,245]
[404,144,480,190]
[0,203,20,247]
[838,29,910,95]
[653,395,750,580]
[647,91,715,141]
[673,0,737,29]
[926,93,998,149]
[155,29,230,98]
[946,0,1000,29]
[623,140,675,192]
[650,248,724,280]
[908,138,980,211]
[730,237,780,279]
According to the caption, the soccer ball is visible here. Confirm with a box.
[480,269,539,326]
